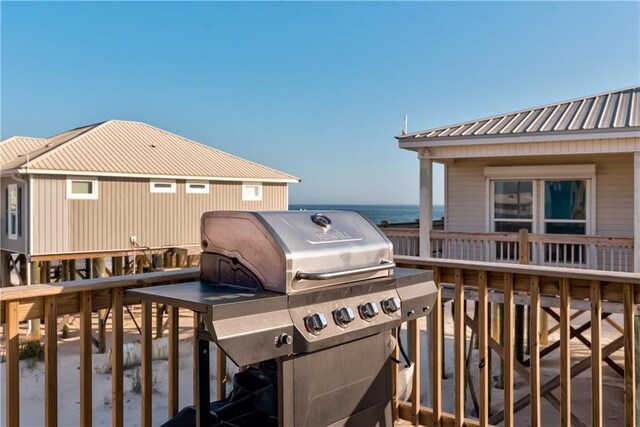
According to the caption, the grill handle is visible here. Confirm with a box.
[295,260,395,281]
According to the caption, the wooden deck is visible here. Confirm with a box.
[1,257,639,426]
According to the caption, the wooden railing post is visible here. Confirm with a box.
[80,291,93,427]
[590,281,602,427]
[454,268,465,426]
[409,319,421,426]
[477,270,489,426]
[5,301,19,427]
[530,276,541,427]
[141,300,153,427]
[432,267,442,427]
[623,283,637,427]
[168,306,180,419]
[111,288,124,427]
[503,273,514,427]
[45,296,58,427]
[560,278,571,427]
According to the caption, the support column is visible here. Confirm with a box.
[112,257,123,276]
[1,251,11,286]
[27,261,42,340]
[634,152,639,273]
[419,153,433,258]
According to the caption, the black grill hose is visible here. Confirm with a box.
[396,326,412,367]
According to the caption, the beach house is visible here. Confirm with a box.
[392,86,639,272]
[0,120,299,284]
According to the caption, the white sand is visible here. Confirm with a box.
[0,302,626,426]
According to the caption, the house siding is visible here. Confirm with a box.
[445,153,634,237]
[0,176,28,253]
[32,176,288,254]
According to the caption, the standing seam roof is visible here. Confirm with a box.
[398,85,640,141]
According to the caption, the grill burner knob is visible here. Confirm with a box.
[305,313,328,334]
[333,307,356,327]
[359,302,379,320]
[381,297,401,315]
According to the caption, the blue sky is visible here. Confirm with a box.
[2,2,638,205]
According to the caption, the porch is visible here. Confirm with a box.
[1,257,638,426]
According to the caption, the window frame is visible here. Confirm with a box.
[242,182,263,201]
[150,180,176,194]
[490,179,536,233]
[6,184,18,240]
[186,181,210,194]
[542,179,590,235]
[66,177,99,200]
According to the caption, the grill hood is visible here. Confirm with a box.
[200,210,394,294]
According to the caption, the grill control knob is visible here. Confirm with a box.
[333,307,356,327]
[305,313,328,334]
[359,302,379,320]
[381,297,402,315]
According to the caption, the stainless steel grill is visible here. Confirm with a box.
[131,210,437,427]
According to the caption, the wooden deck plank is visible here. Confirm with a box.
[168,305,180,419]
[432,267,443,427]
[503,273,514,427]
[141,301,152,427]
[410,318,421,425]
[623,283,636,427]
[477,270,489,427]
[5,301,19,427]
[560,278,571,427]
[454,269,465,427]
[530,276,541,427]
[111,288,124,427]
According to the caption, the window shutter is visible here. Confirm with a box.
[17,187,22,237]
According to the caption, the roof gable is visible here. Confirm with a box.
[398,86,640,144]
[2,120,299,182]
[0,136,49,165]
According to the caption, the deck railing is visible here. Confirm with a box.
[380,228,635,272]
[393,255,639,427]
[2,260,639,426]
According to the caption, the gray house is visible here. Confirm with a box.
[1,120,299,283]
[394,86,639,272]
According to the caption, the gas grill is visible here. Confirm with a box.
[130,210,437,427]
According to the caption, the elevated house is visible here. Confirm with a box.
[0,120,299,284]
[393,86,639,272]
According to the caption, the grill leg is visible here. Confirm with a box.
[196,337,210,427]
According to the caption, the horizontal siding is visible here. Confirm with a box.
[431,137,640,159]
[32,176,287,254]
[446,153,634,238]
[0,177,27,253]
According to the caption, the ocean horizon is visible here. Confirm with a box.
[288,204,444,225]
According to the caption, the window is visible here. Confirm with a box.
[543,180,587,234]
[150,181,176,193]
[5,184,21,240]
[242,183,263,201]
[67,178,98,200]
[186,181,209,194]
[492,181,534,233]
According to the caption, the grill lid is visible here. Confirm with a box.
[201,210,394,294]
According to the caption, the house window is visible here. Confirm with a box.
[5,184,21,240]
[67,178,98,200]
[150,181,176,193]
[242,183,262,201]
[492,181,534,233]
[186,182,209,194]
[543,180,587,234]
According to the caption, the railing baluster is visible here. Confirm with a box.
[141,301,153,427]
[45,296,58,427]
[5,301,19,427]
[168,306,180,418]
[432,267,442,427]
[590,281,602,427]
[623,283,637,426]
[80,291,93,427]
[409,318,421,425]
[560,278,571,427]
[530,276,541,427]
[391,328,400,420]
[454,268,465,427]
[478,271,489,426]
[503,272,514,427]
[111,288,124,427]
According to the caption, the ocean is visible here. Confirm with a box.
[288,204,444,225]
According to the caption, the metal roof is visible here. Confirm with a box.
[0,136,48,165]
[397,85,640,143]
[1,120,299,182]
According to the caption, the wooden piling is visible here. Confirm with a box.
[112,257,123,276]
[1,250,11,287]
[28,261,42,340]
[69,259,76,281]
[61,260,70,282]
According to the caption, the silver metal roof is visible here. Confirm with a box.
[398,86,640,143]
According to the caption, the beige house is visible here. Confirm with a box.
[395,86,639,272]
[1,120,298,270]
